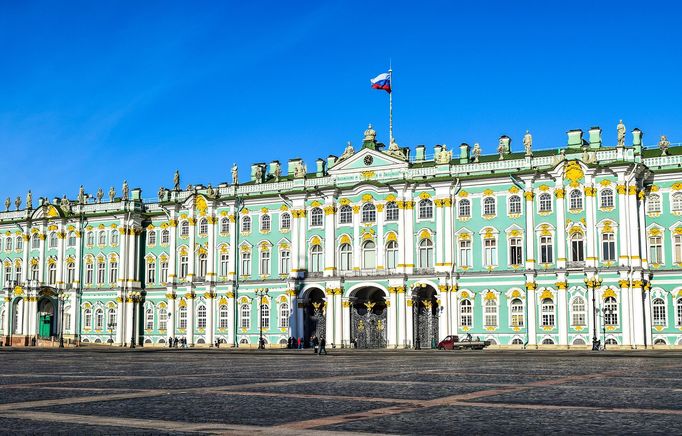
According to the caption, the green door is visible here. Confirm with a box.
[39,314,52,338]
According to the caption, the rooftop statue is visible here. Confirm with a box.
[231,163,238,185]
[435,144,452,164]
[472,143,481,162]
[78,185,86,205]
[61,195,72,213]
[523,130,533,157]
[26,190,32,210]
[14,196,21,210]
[497,140,505,160]
[386,139,407,160]
[617,119,626,146]
[206,184,215,198]
[339,141,355,161]
[294,161,307,178]
[273,162,282,182]
[363,123,377,143]
[108,187,116,202]
[122,180,129,200]
[174,170,181,191]
[254,165,263,184]
[659,135,670,156]
[96,188,104,203]
[3,197,9,212]
[157,186,166,202]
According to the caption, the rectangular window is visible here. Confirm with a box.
[109,262,118,284]
[161,262,168,283]
[540,236,553,264]
[602,233,616,262]
[458,240,472,267]
[674,235,682,264]
[260,251,270,275]
[649,236,662,264]
[159,309,167,331]
[220,253,230,277]
[147,262,156,284]
[97,263,106,285]
[509,237,523,266]
[180,256,188,279]
[85,264,94,285]
[483,238,496,267]
[241,252,251,275]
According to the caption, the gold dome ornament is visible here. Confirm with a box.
[363,123,376,142]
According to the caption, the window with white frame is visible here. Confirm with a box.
[95,308,104,330]
[339,205,353,224]
[418,238,433,268]
[649,235,663,264]
[259,250,270,275]
[510,298,524,327]
[484,299,498,327]
[220,218,230,234]
[600,189,614,208]
[161,230,170,244]
[602,233,616,261]
[483,197,496,216]
[653,298,666,326]
[48,263,56,285]
[109,259,118,284]
[310,208,323,227]
[483,237,497,267]
[279,303,289,328]
[16,236,22,251]
[66,262,75,284]
[418,199,433,219]
[218,305,229,329]
[362,203,376,223]
[158,308,167,330]
[541,298,555,326]
[362,240,376,269]
[648,194,661,213]
[676,298,682,326]
[96,260,105,285]
[540,235,553,264]
[604,296,618,325]
[31,234,40,249]
[460,299,472,327]
[179,255,189,279]
[107,309,116,331]
[310,245,322,272]
[180,221,190,237]
[572,296,586,326]
[67,232,76,247]
[145,308,154,330]
[111,230,119,246]
[508,195,522,215]
[571,232,585,262]
[85,262,94,285]
[569,190,583,210]
[385,240,398,270]
[198,253,208,278]
[87,232,95,246]
[160,261,168,283]
[260,215,271,232]
[240,304,250,329]
[83,308,92,329]
[339,243,352,271]
[98,231,106,245]
[385,202,398,221]
[31,263,39,282]
[674,235,682,264]
[148,231,157,245]
[49,232,58,248]
[197,304,207,329]
[220,253,230,276]
[280,212,291,230]
[279,250,290,275]
[241,250,251,275]
[6,237,12,251]
[538,193,552,213]
[199,218,208,235]
[509,237,523,266]
[241,216,251,233]
[179,305,187,329]
[673,193,682,212]
[261,304,270,329]
[458,239,472,267]
[14,263,21,283]
[458,199,471,217]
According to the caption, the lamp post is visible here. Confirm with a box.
[410,283,427,350]
[584,274,603,351]
[255,288,269,349]
[129,291,141,348]
[58,291,68,348]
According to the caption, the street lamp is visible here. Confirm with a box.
[410,283,427,350]
[58,291,69,348]
[255,288,269,349]
[584,274,603,351]
[128,291,142,348]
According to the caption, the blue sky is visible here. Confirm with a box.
[1,1,681,201]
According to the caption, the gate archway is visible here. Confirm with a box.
[412,284,439,349]
[37,297,55,338]
[350,286,387,349]
[302,287,326,346]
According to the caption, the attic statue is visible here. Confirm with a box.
[294,161,307,178]
[108,187,116,202]
[14,196,21,210]
[4,197,9,211]
[231,163,238,185]
[472,143,481,163]
[273,163,282,182]
[174,170,181,191]
[122,180,129,200]
[523,130,533,157]
[659,135,670,156]
[386,139,407,160]
[96,188,104,203]
[339,141,354,161]
[617,119,626,146]
[26,190,32,209]
[435,145,452,164]
[157,187,166,202]
[254,165,263,184]
[497,140,505,160]
[78,185,86,205]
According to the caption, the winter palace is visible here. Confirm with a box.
[1,123,682,349]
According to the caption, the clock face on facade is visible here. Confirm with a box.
[364,155,373,166]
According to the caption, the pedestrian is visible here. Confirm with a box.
[168,337,173,348]
[297,337,302,350]
[319,337,327,355]
[312,336,319,354]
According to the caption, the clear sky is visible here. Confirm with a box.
[1,1,681,202]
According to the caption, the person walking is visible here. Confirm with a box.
[312,336,319,354]
[319,337,327,355]
[297,337,302,350]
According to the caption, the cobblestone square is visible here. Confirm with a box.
[1,348,681,435]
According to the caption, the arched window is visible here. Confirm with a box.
[16,236,22,250]
[259,249,270,275]
[279,303,289,328]
[260,215,271,232]
[31,234,40,249]
[198,253,208,278]
[653,298,666,326]
[572,296,586,326]
[67,232,76,247]
[512,338,524,345]
[385,201,398,221]
[220,218,230,234]
[66,262,75,284]
[362,203,376,223]
[106,309,116,331]
[280,213,291,230]
[197,304,207,329]
[145,308,154,330]
[96,259,105,284]
[602,232,616,261]
[241,250,251,275]
[418,238,433,268]
[569,190,583,210]
[604,296,618,325]
[216,251,228,276]
[484,299,497,327]
[458,199,471,217]
[240,304,250,329]
[510,298,524,327]
[538,193,552,212]
[673,193,682,212]
[460,299,472,327]
[508,195,522,214]
[600,189,614,208]
[83,308,92,329]
[98,231,106,246]
[111,230,119,246]
[94,308,104,330]
[6,237,12,251]
[85,262,94,285]
[570,232,585,262]
[310,208,323,227]
[178,305,187,329]
[218,305,229,329]
[49,232,58,248]
[385,240,398,270]
[86,231,94,246]
[180,221,190,237]
[158,308,167,330]
[362,240,376,269]
[261,304,270,329]
[339,205,353,224]
[241,216,251,233]
[148,231,156,246]
[48,263,57,285]
[30,263,38,282]
[541,298,555,326]
[339,243,352,271]
[483,197,496,216]
[648,194,661,213]
[542,338,555,345]
[199,218,208,235]
[418,199,433,219]
[310,245,323,272]
[160,229,169,245]
[676,297,682,326]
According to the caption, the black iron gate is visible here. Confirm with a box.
[414,300,439,349]
[305,302,326,344]
[351,305,387,349]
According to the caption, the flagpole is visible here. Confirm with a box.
[389,67,393,146]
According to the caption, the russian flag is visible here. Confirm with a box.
[370,72,391,93]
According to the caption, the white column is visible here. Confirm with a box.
[387,289,396,347]
[557,287,568,346]
[188,217,196,279]
[527,287,537,346]
[404,197,415,272]
[405,298,414,348]
[325,288,334,343]
[116,293,125,344]
[617,181,628,267]
[334,290,342,346]
[585,178,597,268]
[168,215,178,285]
[620,284,631,346]
[207,215,216,280]
[396,288,405,347]
[398,200,406,273]
[167,296,176,340]
[324,204,336,277]
[290,210,300,275]
[206,294,215,346]
[226,289,235,346]
[2,297,11,335]
[341,299,350,346]
[125,297,133,345]
[435,200,444,268]
[555,185,567,269]
[376,203,385,270]
[56,228,65,286]
[352,207,360,271]
[187,295,195,345]
[524,188,535,270]
[443,198,453,268]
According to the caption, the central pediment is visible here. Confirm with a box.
[328,147,409,176]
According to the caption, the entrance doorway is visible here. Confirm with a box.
[350,287,387,349]
[412,285,439,349]
[303,288,326,346]
[38,298,55,338]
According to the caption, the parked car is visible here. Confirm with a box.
[437,335,490,350]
